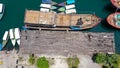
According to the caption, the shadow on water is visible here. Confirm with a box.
[2,40,19,51]
[104,3,120,13]
[115,29,120,54]
[101,18,116,30]
[103,3,120,53]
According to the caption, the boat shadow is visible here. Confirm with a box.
[104,3,120,13]
[101,18,116,30]
[2,40,20,52]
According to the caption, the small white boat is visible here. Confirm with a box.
[65,9,76,14]
[40,3,51,8]
[2,31,9,48]
[40,8,50,12]
[14,28,20,45]
[0,4,5,20]
[65,4,75,10]
[9,29,16,46]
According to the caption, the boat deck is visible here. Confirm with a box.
[24,10,100,28]
[55,14,71,26]
[19,30,115,56]
[24,10,55,25]
[24,10,40,24]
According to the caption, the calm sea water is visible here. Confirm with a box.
[0,0,120,53]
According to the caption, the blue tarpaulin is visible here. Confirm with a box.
[42,0,51,4]
[67,0,75,4]
[0,44,2,51]
[70,26,81,30]
[22,26,28,30]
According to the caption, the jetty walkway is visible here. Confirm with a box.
[19,30,115,56]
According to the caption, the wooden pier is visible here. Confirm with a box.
[19,30,115,56]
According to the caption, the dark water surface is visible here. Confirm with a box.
[0,0,120,53]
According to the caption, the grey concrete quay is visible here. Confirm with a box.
[19,30,115,56]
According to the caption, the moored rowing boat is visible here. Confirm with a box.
[111,0,120,8]
[0,3,5,20]
[9,29,16,46]
[2,31,9,48]
[14,28,20,45]
[107,12,120,29]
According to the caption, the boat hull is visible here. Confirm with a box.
[9,29,16,46]
[111,0,120,8]
[24,10,101,30]
[2,31,9,48]
[17,39,20,45]
[0,4,5,20]
[2,40,7,48]
[14,28,20,45]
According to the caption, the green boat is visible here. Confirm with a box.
[51,6,57,9]
[58,7,65,12]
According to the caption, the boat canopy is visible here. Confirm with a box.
[114,14,120,21]
[65,9,76,14]
[116,21,120,26]
[115,14,120,26]
[0,4,3,13]
[15,28,20,39]
[2,31,8,40]
[40,8,50,12]
[42,0,51,4]
[65,4,75,10]
[40,3,51,8]
[116,14,120,19]
[9,29,14,39]
[67,0,75,4]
